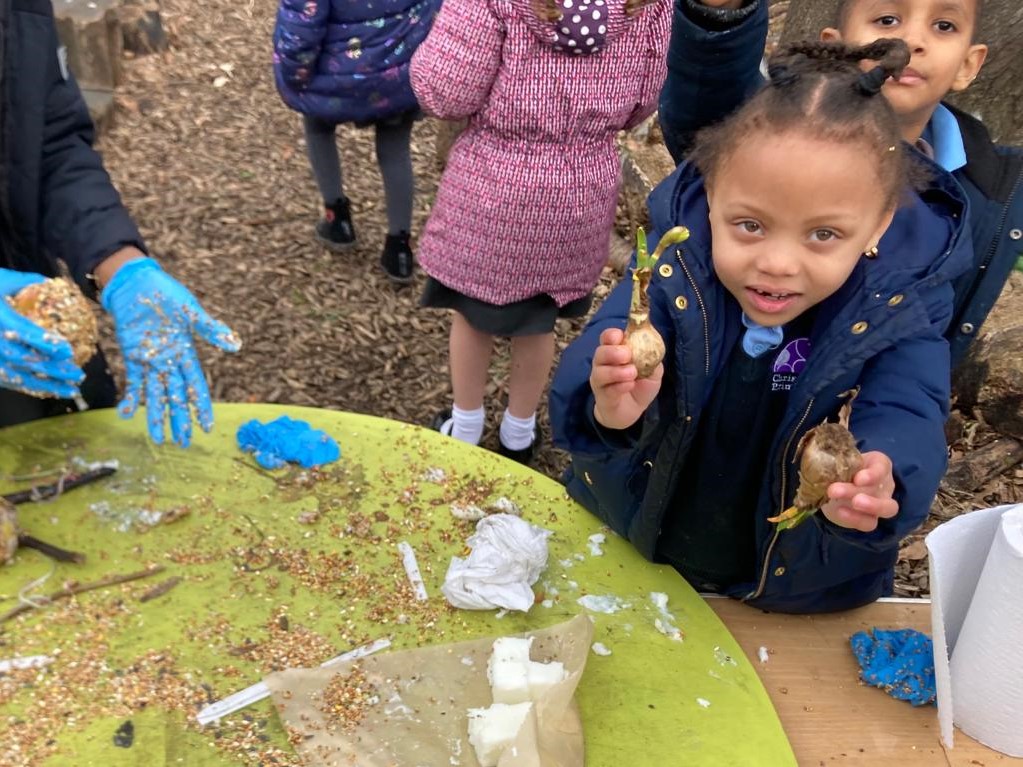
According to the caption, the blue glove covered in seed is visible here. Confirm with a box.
[850,628,936,706]
[236,416,341,469]
[0,269,84,399]
[100,258,240,447]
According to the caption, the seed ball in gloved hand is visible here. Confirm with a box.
[8,278,98,367]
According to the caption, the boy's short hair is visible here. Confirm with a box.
[835,0,986,41]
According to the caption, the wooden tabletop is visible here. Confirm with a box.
[708,597,1021,766]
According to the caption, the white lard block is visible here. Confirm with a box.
[467,702,533,767]
[488,637,534,704]
[526,659,567,699]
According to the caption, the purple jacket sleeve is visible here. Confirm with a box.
[273,0,330,89]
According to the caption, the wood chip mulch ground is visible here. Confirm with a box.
[95,0,1022,598]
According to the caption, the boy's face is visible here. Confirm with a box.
[707,131,894,328]
[823,0,988,133]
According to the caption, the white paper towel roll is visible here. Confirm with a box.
[927,503,1023,756]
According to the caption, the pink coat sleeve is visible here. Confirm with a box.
[410,0,505,120]
[624,0,673,129]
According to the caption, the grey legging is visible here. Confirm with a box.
[302,114,414,235]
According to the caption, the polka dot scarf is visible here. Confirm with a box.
[551,0,609,55]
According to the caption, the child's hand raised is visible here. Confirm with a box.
[821,451,899,532]
[590,327,662,431]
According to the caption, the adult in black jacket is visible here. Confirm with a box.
[0,0,239,446]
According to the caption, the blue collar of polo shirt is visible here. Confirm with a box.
[922,104,968,173]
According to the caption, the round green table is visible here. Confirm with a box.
[0,404,795,766]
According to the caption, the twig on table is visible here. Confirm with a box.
[231,456,276,479]
[3,467,117,505]
[232,514,277,573]
[0,565,165,624]
[18,535,86,564]
[139,576,183,603]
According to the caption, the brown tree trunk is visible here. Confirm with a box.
[953,325,1023,441]
[776,0,838,46]
[776,0,1023,144]
[941,437,1023,493]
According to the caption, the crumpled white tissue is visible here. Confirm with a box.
[442,513,552,612]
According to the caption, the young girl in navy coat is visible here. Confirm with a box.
[273,0,441,283]
[550,39,970,614]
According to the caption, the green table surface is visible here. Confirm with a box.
[0,404,795,766]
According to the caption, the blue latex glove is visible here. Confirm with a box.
[0,269,84,399]
[850,628,936,706]
[100,258,240,447]
[237,416,341,469]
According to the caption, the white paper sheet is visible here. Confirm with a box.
[926,503,1023,756]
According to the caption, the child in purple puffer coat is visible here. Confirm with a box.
[273,0,441,283]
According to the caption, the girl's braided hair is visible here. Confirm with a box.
[690,38,924,211]
[532,0,656,22]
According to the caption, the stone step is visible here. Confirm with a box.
[54,0,123,90]
[82,87,115,134]
[121,0,168,54]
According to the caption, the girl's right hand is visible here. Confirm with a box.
[590,328,663,431]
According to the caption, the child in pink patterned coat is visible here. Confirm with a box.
[410,0,672,463]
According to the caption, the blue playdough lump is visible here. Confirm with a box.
[236,416,341,469]
[850,628,936,706]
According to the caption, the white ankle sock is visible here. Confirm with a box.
[499,409,536,451]
[445,404,485,445]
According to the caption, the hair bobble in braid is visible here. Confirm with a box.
[856,66,889,96]
[854,39,911,96]
[768,63,799,88]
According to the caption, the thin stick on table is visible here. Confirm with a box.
[2,467,117,505]
[0,565,166,624]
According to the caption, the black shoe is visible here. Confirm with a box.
[497,426,541,466]
[381,231,415,285]
[315,197,356,252]
[431,409,452,434]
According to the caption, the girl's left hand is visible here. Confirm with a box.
[821,451,899,532]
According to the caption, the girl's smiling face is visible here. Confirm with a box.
[707,130,895,327]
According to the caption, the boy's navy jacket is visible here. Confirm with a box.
[272,0,441,125]
[0,0,145,296]
[549,159,971,614]
[657,0,1023,367]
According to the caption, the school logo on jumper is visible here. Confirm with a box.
[772,338,811,392]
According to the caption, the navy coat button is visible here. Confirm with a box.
[961,322,975,334]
